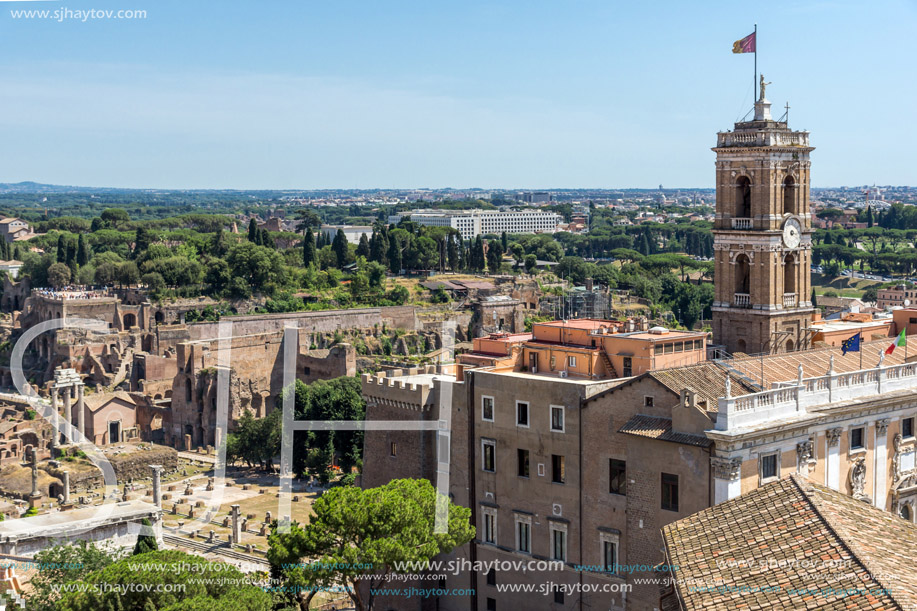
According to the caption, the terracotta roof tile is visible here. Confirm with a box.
[661,475,917,611]
[618,414,712,447]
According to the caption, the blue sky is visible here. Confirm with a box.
[0,0,914,189]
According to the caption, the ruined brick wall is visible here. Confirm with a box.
[188,307,414,340]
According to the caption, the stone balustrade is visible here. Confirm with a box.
[733,293,751,307]
[717,130,810,148]
[717,362,917,431]
[731,217,753,230]
[783,293,797,308]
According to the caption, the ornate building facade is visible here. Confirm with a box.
[712,85,815,354]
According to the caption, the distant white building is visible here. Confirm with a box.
[388,209,560,240]
[320,225,372,245]
[0,260,22,279]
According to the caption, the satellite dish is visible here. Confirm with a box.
[905,299,911,307]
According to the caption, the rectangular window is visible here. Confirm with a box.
[674,341,684,353]
[664,343,673,354]
[516,401,529,427]
[568,355,576,368]
[551,527,567,562]
[481,396,494,422]
[551,406,565,432]
[851,427,865,450]
[516,519,531,553]
[661,473,679,512]
[552,454,565,484]
[761,453,778,481]
[553,585,564,604]
[609,459,626,495]
[644,396,654,407]
[482,439,495,472]
[486,567,496,586]
[390,442,397,457]
[654,343,662,354]
[483,509,496,545]
[904,417,915,439]
[604,540,617,573]
[622,357,632,377]
[486,597,496,611]
[517,449,530,478]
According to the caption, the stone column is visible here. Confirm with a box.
[826,428,842,491]
[150,465,163,509]
[62,471,70,504]
[874,419,889,510]
[30,452,39,497]
[76,384,85,439]
[230,504,241,544]
[62,388,72,444]
[711,456,742,505]
[50,390,60,453]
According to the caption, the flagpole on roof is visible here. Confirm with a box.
[754,23,758,99]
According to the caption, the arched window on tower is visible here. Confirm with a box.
[736,177,752,218]
[784,254,797,296]
[735,254,750,294]
[783,176,796,215]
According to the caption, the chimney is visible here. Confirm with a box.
[585,277,594,292]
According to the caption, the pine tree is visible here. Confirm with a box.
[303,227,316,268]
[133,226,151,258]
[77,234,90,266]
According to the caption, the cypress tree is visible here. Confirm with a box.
[332,229,348,268]
[132,518,159,555]
[247,218,258,242]
[56,235,66,263]
[303,227,316,267]
[388,236,402,274]
[356,233,370,259]
[77,234,90,266]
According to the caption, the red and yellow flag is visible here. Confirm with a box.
[732,32,756,54]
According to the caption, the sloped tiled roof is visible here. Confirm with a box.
[724,338,906,388]
[648,362,759,411]
[662,474,917,611]
[83,391,137,413]
[618,415,712,447]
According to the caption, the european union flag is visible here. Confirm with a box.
[841,332,861,355]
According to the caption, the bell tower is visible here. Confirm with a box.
[712,79,814,355]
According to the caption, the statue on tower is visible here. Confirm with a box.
[759,75,772,100]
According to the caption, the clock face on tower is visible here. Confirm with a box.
[782,218,801,249]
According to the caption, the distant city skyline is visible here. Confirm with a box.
[0,0,914,189]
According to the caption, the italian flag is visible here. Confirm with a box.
[886,329,906,355]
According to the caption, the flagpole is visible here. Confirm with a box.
[754,23,758,99]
